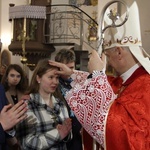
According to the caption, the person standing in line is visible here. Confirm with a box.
[1,64,28,105]
[16,58,72,150]
[54,49,83,150]
[0,83,28,150]
[48,0,150,149]
[1,64,28,149]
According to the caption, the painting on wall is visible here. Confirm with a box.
[69,0,98,6]
[1,50,11,67]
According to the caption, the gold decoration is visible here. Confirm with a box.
[88,11,98,41]
[90,0,98,6]
[17,18,30,70]
[103,36,141,48]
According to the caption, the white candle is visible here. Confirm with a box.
[23,17,26,37]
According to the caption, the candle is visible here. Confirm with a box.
[23,17,26,37]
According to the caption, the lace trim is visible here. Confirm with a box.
[65,71,116,147]
[9,5,46,19]
[70,70,90,87]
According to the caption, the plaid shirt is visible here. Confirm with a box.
[17,93,70,150]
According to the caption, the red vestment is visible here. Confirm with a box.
[65,67,150,150]
[106,67,150,150]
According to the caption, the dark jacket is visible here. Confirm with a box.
[0,84,8,150]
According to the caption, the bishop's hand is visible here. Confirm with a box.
[88,50,106,73]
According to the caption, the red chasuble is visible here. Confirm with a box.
[106,67,150,150]
[65,67,150,150]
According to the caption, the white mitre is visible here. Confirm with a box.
[98,0,150,74]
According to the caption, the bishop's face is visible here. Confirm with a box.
[104,47,120,74]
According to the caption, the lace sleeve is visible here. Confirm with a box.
[65,71,116,147]
[70,70,90,87]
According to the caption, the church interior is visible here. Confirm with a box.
[0,0,150,81]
